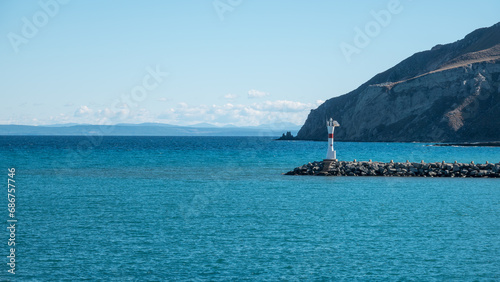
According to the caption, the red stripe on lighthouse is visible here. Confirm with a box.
[328,133,334,139]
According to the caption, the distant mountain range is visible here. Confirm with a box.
[296,22,500,142]
[0,122,301,137]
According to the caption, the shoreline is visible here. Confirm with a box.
[432,142,500,147]
[276,138,500,147]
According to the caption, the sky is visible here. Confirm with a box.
[1,0,499,126]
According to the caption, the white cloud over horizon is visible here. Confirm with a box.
[247,89,269,99]
[8,99,324,127]
[155,99,323,126]
[74,105,93,117]
[224,93,238,100]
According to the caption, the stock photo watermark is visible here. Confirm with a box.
[50,65,169,180]
[178,107,294,220]
[6,168,17,275]
[339,0,406,63]
[78,65,169,155]
[213,0,243,21]
[7,0,70,53]
[110,65,169,110]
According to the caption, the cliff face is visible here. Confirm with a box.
[297,23,500,142]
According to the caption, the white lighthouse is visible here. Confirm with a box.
[325,118,340,161]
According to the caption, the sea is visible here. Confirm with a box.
[0,136,499,280]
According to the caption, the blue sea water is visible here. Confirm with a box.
[0,136,499,280]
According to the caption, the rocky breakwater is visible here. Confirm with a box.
[285,160,500,178]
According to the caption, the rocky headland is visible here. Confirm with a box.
[294,22,500,142]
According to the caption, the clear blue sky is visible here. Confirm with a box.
[1,0,499,126]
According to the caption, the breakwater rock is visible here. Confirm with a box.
[285,160,500,178]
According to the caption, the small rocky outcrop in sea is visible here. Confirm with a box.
[285,160,500,178]
[277,131,295,140]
